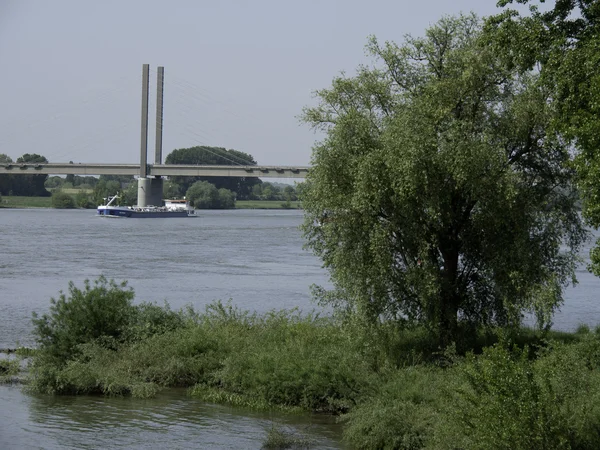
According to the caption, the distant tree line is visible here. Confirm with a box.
[2,146,301,209]
[0,153,51,196]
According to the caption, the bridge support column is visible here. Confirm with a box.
[137,177,163,207]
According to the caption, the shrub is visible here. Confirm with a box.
[75,191,95,208]
[435,340,600,450]
[32,276,136,362]
[51,190,75,208]
[0,359,19,383]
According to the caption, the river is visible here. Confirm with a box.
[2,208,600,449]
[0,209,340,449]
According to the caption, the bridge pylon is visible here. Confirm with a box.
[137,64,164,207]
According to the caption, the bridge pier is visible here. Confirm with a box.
[137,177,163,207]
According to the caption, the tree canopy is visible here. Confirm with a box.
[487,0,600,273]
[301,14,585,344]
[0,153,50,196]
[165,146,260,199]
[185,180,235,209]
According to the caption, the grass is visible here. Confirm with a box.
[1,196,301,209]
[0,195,53,208]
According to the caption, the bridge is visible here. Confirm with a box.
[3,65,310,206]
[0,163,309,178]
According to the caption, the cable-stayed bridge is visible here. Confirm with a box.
[2,65,310,206]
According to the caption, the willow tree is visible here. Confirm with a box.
[487,0,600,274]
[301,15,585,344]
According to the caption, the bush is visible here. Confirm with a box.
[75,191,95,208]
[434,340,600,450]
[32,276,136,362]
[51,190,75,208]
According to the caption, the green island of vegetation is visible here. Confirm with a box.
[4,1,600,448]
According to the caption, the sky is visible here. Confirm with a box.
[0,0,529,168]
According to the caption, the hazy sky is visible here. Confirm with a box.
[1,1,517,167]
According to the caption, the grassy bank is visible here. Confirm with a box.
[0,195,53,208]
[1,196,300,210]
[235,200,302,209]
[25,277,600,449]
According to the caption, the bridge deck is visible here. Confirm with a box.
[0,163,309,178]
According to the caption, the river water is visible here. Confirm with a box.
[2,208,600,449]
[0,209,340,449]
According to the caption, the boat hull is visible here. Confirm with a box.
[97,207,195,218]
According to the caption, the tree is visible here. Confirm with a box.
[218,188,236,209]
[301,15,585,344]
[163,180,181,199]
[185,180,235,209]
[3,153,51,196]
[51,190,76,209]
[0,153,13,196]
[486,0,600,273]
[165,146,261,199]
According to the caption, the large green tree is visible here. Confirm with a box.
[10,154,51,196]
[0,153,13,196]
[165,146,260,199]
[185,180,235,209]
[487,0,600,273]
[301,15,585,344]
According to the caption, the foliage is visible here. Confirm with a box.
[0,196,53,208]
[0,359,20,383]
[235,200,302,209]
[75,190,95,209]
[250,182,299,201]
[51,190,76,209]
[31,276,136,363]
[341,367,443,450]
[262,424,314,449]
[487,0,600,275]
[218,187,236,208]
[26,280,600,448]
[300,14,585,344]
[433,340,600,450]
[185,180,235,209]
[165,146,261,199]
[163,180,181,199]
[0,153,50,196]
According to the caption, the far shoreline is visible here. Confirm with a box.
[0,196,302,210]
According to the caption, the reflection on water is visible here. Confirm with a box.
[1,387,343,449]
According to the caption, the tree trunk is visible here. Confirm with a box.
[439,247,460,347]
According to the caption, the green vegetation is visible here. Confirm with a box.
[0,359,19,383]
[185,180,236,209]
[51,190,76,209]
[0,195,53,208]
[262,424,313,449]
[300,14,585,346]
[236,200,302,209]
[26,277,600,448]
[1,194,301,210]
[0,153,51,197]
[488,1,600,276]
[166,146,261,199]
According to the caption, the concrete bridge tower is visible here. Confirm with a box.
[137,64,164,207]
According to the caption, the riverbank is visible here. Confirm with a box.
[0,196,301,209]
[19,277,600,450]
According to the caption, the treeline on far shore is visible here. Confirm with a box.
[5,276,600,450]
[0,194,301,210]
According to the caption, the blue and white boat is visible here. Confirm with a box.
[97,195,197,218]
